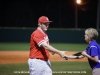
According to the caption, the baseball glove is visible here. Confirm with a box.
[72,52,82,56]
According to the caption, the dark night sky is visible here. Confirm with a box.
[0,0,99,28]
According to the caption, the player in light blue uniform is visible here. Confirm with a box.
[82,28,100,75]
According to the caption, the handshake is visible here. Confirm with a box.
[50,51,84,60]
[61,51,84,60]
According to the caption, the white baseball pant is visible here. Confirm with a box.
[28,58,52,75]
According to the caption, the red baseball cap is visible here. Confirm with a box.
[38,16,52,23]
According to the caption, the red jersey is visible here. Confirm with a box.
[29,27,50,60]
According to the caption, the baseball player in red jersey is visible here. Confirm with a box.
[28,16,67,75]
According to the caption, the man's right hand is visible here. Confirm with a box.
[59,51,68,60]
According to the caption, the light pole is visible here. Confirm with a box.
[75,0,81,29]
[96,0,100,29]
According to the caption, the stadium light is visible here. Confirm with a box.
[76,0,81,4]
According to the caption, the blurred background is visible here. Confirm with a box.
[0,0,100,43]
[0,1,100,75]
[0,0,100,28]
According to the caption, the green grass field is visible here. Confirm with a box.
[0,62,91,75]
[0,42,88,51]
[0,43,91,75]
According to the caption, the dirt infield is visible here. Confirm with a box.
[0,51,87,64]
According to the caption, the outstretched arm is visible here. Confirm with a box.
[66,55,84,59]
[41,42,68,60]
[65,51,84,59]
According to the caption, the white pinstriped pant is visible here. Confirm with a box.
[28,58,52,75]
